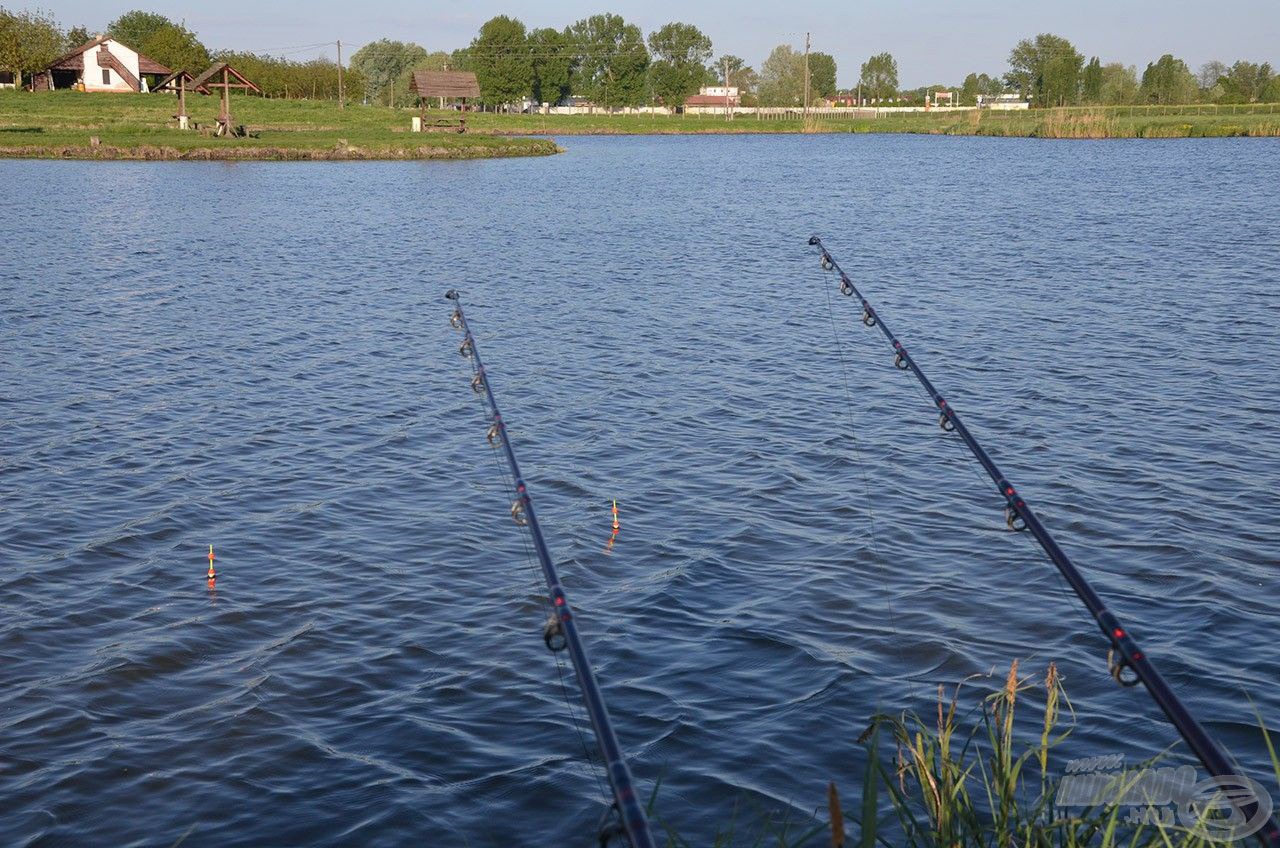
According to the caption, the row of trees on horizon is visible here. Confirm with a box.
[3,7,1279,109]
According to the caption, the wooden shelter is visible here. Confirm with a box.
[191,62,260,137]
[409,71,480,133]
[152,70,199,128]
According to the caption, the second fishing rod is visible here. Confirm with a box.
[447,290,656,848]
[808,236,1279,846]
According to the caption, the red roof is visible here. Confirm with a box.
[684,94,738,106]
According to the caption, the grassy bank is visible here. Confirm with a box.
[0,91,559,160]
[4,93,1277,161]
[470,104,1280,138]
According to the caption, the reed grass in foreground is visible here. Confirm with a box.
[658,662,1278,847]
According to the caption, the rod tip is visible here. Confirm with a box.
[807,235,821,246]
[444,289,460,301]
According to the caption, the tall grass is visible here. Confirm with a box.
[663,662,1277,847]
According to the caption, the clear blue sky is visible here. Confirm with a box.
[47,0,1280,88]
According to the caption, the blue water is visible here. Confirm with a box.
[2,135,1278,846]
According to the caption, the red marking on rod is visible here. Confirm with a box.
[1005,487,1015,496]
[1133,652,1144,660]
[554,596,564,606]
[1114,628,1125,639]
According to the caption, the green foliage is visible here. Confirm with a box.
[0,6,64,83]
[809,51,836,99]
[350,39,427,106]
[1219,60,1274,103]
[470,15,531,107]
[65,25,90,49]
[104,11,210,75]
[1198,60,1228,90]
[859,52,898,102]
[1007,33,1084,106]
[715,54,758,104]
[758,44,804,105]
[211,50,359,101]
[529,27,571,105]
[140,23,209,74]
[106,10,171,50]
[1082,57,1103,103]
[1140,54,1197,104]
[566,13,649,108]
[647,22,712,108]
[1100,63,1139,104]
[960,72,1003,105]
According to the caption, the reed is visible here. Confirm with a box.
[664,662,1277,847]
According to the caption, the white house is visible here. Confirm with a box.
[34,35,170,92]
[0,71,16,89]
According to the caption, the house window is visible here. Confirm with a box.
[102,69,111,85]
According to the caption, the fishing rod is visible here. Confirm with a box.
[807,237,1280,846]
[445,290,656,848]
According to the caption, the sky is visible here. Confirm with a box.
[43,0,1280,88]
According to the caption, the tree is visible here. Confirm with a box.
[647,22,712,109]
[1263,75,1280,103]
[106,10,170,49]
[1198,60,1228,90]
[66,25,90,49]
[0,7,63,89]
[1006,33,1083,106]
[1139,54,1197,104]
[566,14,649,108]
[140,23,209,73]
[529,27,572,105]
[758,44,804,105]
[350,39,428,106]
[1081,56,1103,103]
[469,15,531,108]
[960,71,1002,105]
[809,51,836,98]
[859,52,898,102]
[715,54,758,103]
[1219,61,1274,103]
[1100,63,1139,104]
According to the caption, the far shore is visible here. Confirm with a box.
[3,91,1278,162]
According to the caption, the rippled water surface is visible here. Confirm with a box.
[3,135,1279,846]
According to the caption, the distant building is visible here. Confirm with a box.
[684,85,740,114]
[0,71,16,89]
[978,93,1030,110]
[33,35,170,92]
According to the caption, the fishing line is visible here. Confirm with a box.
[807,236,1280,847]
[813,271,920,696]
[455,316,611,803]
[446,291,656,848]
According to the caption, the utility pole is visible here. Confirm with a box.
[723,56,730,121]
[336,39,344,109]
[803,32,811,123]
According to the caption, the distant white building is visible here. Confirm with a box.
[684,85,741,114]
[978,93,1030,110]
[0,71,16,89]
[33,35,171,92]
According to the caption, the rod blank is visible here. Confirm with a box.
[808,237,1279,847]
[446,290,655,848]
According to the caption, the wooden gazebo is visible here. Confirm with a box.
[151,70,198,128]
[191,62,260,137]
[409,70,480,132]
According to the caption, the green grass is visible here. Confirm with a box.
[4,93,1277,161]
[467,103,1280,138]
[0,90,559,160]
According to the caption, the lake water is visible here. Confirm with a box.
[2,135,1278,846]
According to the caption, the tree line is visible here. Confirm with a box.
[4,7,1278,109]
[0,7,363,100]
[348,14,840,109]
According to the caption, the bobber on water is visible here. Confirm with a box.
[207,544,216,580]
